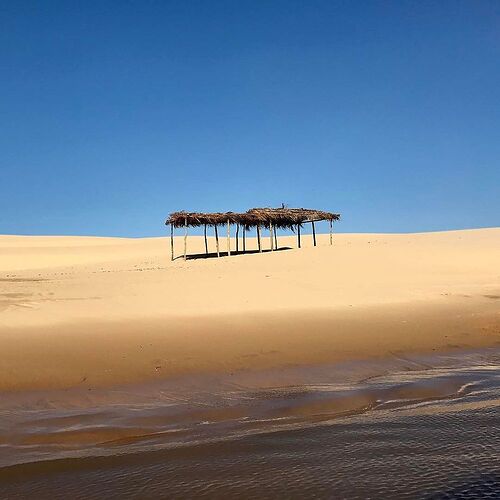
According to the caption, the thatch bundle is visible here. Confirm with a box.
[166,211,241,228]
[166,207,340,229]
[244,207,340,230]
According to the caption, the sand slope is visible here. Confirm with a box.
[1,229,499,390]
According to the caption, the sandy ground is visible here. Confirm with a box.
[1,229,499,391]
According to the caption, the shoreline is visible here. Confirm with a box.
[1,296,499,392]
[0,344,498,473]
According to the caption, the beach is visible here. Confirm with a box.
[1,229,500,497]
[1,229,500,391]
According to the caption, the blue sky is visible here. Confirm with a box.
[1,0,499,236]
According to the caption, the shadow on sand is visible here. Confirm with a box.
[176,247,293,261]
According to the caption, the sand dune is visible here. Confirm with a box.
[1,229,499,391]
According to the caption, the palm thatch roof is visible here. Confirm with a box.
[166,207,340,229]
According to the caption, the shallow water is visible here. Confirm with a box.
[0,349,499,499]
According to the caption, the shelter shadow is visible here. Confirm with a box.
[181,247,293,261]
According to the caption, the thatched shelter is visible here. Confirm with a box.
[165,207,340,260]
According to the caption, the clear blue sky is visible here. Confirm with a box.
[1,0,499,236]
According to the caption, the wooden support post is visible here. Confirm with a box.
[227,220,231,256]
[204,224,208,255]
[257,225,262,252]
[269,222,274,251]
[297,224,301,248]
[274,226,278,249]
[183,218,188,260]
[312,220,317,247]
[170,223,174,261]
[243,226,246,252]
[236,224,239,253]
[329,219,333,246]
[215,225,220,257]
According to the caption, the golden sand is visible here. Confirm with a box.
[1,229,499,391]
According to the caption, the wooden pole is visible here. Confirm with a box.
[274,226,278,249]
[312,221,317,247]
[236,224,239,253]
[170,223,174,261]
[227,219,231,257]
[257,225,262,252]
[269,222,274,251]
[243,227,246,252]
[204,224,208,255]
[215,225,220,257]
[297,224,301,248]
[329,219,333,246]
[183,218,188,260]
